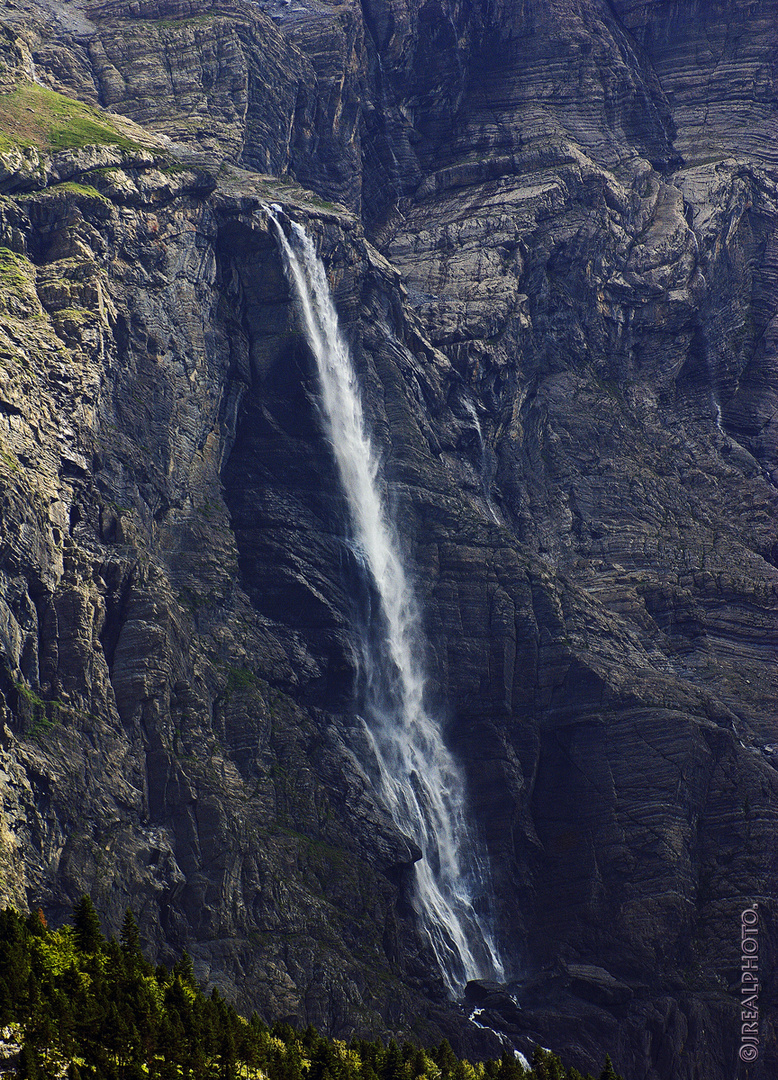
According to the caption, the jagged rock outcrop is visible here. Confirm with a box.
[0,2,776,1079]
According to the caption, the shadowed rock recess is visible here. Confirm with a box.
[0,0,775,1076]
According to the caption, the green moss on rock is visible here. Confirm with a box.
[0,245,42,318]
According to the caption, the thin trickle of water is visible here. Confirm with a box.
[266,206,503,994]
[712,395,725,432]
[462,398,500,524]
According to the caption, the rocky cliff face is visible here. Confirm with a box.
[0,2,776,1078]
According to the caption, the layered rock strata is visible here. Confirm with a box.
[0,2,776,1078]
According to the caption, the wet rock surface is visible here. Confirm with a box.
[0,2,776,1078]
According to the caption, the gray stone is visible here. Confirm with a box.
[0,2,775,1077]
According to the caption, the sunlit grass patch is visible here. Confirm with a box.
[0,81,144,153]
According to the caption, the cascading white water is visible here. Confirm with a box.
[266,206,504,994]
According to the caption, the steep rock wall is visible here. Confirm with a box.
[0,120,472,1041]
[0,2,776,1078]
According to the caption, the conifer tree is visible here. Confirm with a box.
[433,1039,459,1079]
[19,1041,41,1080]
[120,909,143,961]
[532,1046,565,1080]
[0,975,11,1024]
[496,1049,525,1080]
[382,1040,408,1080]
[598,1056,621,1080]
[173,949,196,985]
[73,895,103,955]
[407,1045,427,1079]
[26,908,47,936]
[283,1036,308,1080]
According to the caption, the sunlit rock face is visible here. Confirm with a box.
[0,2,776,1078]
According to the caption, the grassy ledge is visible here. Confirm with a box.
[0,81,145,154]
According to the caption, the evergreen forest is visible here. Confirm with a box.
[0,901,623,1080]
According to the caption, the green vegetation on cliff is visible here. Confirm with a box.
[0,902,622,1080]
[0,82,142,153]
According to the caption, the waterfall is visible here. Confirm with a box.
[462,398,500,524]
[712,395,724,432]
[266,207,504,995]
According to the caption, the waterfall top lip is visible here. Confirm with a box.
[261,200,285,224]
[261,200,287,227]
